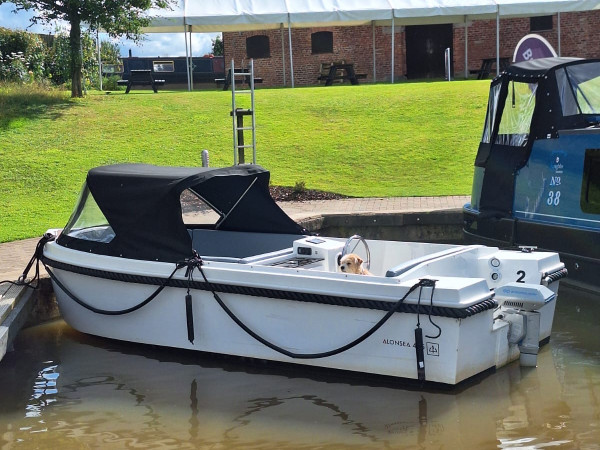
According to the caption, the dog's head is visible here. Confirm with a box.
[338,253,364,274]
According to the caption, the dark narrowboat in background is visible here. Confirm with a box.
[120,55,225,85]
[463,57,600,291]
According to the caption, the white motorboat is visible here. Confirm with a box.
[41,164,567,386]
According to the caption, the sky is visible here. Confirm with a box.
[0,2,219,58]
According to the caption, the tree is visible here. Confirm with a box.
[0,0,173,97]
[212,34,223,56]
[46,30,97,87]
[100,40,121,65]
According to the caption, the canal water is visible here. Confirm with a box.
[0,285,598,449]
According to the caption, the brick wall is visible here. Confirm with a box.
[223,10,600,86]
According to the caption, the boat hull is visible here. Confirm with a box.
[43,239,561,386]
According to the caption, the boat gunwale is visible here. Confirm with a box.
[41,254,498,320]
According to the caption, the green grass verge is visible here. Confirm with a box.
[0,80,489,242]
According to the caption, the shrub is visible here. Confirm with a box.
[0,27,47,82]
[102,75,124,91]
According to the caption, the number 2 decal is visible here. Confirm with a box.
[516,270,526,283]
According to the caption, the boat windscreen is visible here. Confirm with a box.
[62,183,115,243]
[494,81,537,147]
[481,83,502,144]
[557,61,600,116]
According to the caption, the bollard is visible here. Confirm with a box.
[201,150,210,167]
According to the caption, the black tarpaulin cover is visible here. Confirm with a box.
[59,164,305,262]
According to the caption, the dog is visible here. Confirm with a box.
[338,253,372,275]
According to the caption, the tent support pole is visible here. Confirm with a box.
[372,21,376,83]
[189,27,194,91]
[281,23,287,86]
[97,30,102,91]
[391,18,395,83]
[184,24,191,91]
[288,19,294,88]
[464,16,468,79]
[496,11,500,76]
[557,12,561,56]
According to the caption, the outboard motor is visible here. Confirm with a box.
[495,283,556,367]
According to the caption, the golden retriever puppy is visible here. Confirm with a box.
[338,253,372,275]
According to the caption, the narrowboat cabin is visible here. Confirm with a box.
[463,57,600,291]
[120,55,225,85]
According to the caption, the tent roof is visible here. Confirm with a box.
[144,0,600,33]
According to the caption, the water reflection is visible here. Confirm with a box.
[0,285,598,449]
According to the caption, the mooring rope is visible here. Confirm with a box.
[0,233,56,293]
[192,256,433,360]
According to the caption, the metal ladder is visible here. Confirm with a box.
[231,59,256,165]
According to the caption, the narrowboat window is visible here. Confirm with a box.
[62,184,115,243]
[559,62,600,115]
[556,68,580,116]
[153,61,174,72]
[481,83,502,143]
[494,81,537,147]
[581,149,600,214]
[246,35,270,59]
[180,189,221,226]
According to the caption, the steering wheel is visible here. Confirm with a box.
[340,234,371,270]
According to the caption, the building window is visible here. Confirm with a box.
[311,31,333,54]
[530,16,553,32]
[246,35,270,59]
[153,61,174,72]
[581,149,600,213]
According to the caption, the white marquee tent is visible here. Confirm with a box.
[143,0,600,89]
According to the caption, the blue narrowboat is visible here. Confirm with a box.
[463,57,600,291]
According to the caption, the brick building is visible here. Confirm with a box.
[222,10,600,87]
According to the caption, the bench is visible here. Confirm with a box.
[317,63,366,86]
[117,69,165,93]
[474,57,510,79]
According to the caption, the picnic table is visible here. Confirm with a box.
[215,68,263,91]
[117,69,165,93]
[473,57,511,79]
[317,63,366,86]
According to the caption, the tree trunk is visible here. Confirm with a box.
[69,16,83,98]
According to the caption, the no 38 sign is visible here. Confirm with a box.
[547,190,561,206]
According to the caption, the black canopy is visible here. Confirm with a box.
[58,164,306,262]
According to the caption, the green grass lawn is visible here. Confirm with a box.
[0,80,490,242]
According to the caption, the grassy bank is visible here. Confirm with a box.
[0,80,489,242]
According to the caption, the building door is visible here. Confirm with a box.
[405,24,453,79]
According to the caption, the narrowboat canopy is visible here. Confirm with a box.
[57,164,306,262]
[475,57,600,216]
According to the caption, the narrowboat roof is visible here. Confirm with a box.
[501,57,585,78]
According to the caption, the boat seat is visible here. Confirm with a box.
[385,247,478,278]
[188,229,302,259]
[201,248,293,265]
